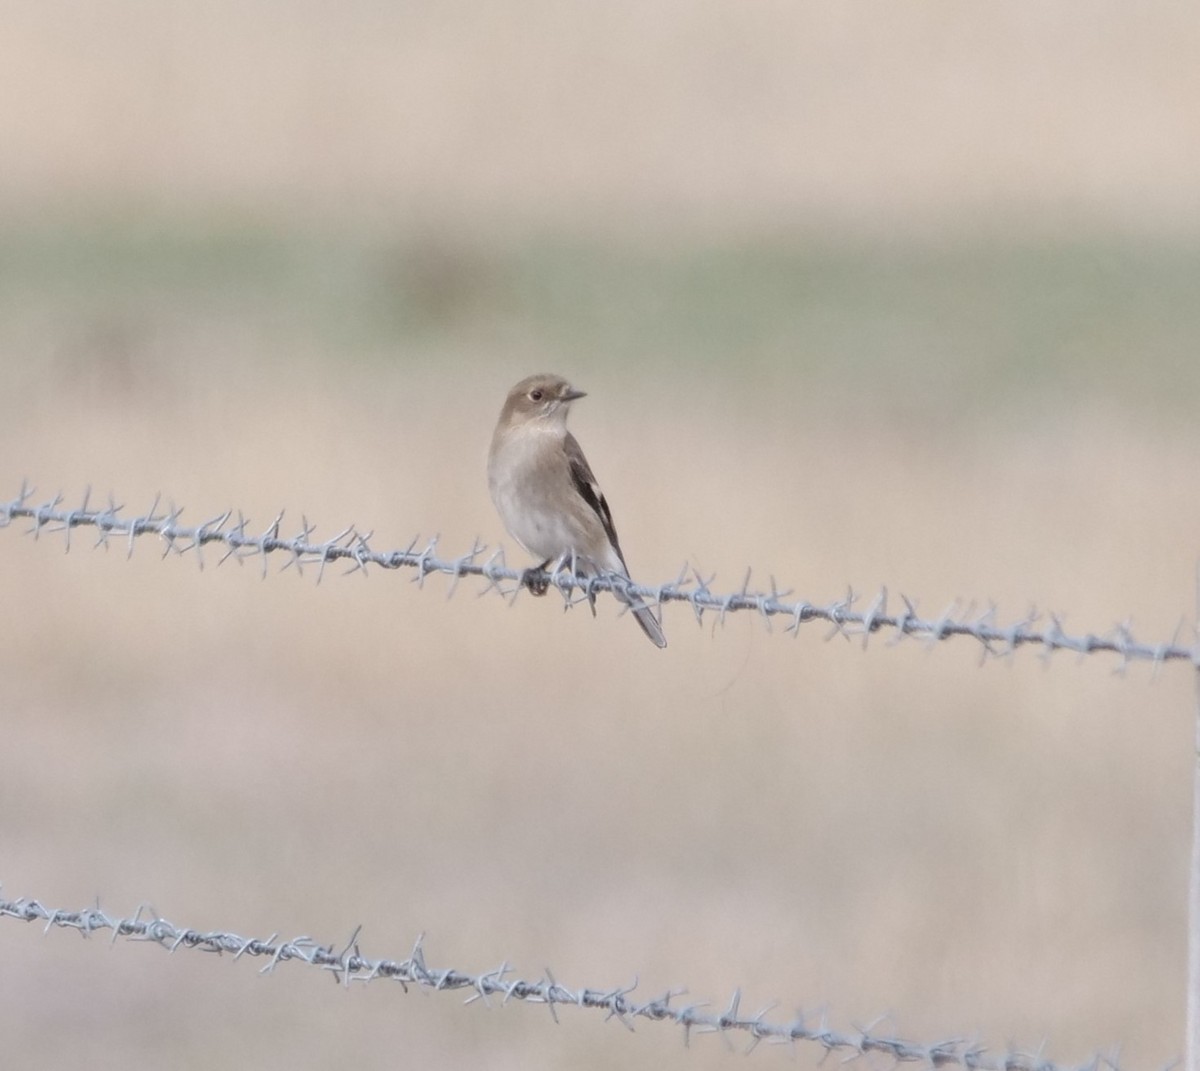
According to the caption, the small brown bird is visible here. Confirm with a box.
[488,373,667,648]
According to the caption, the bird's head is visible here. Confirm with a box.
[499,373,587,430]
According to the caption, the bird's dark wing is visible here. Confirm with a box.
[564,431,627,568]
[564,431,666,648]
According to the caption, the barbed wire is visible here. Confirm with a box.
[1,485,1189,1067]
[0,892,1130,1070]
[2,482,1196,670]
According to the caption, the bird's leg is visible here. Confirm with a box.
[573,551,599,617]
[521,559,553,596]
[586,586,598,617]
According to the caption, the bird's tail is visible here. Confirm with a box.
[614,581,667,648]
[590,550,667,649]
[630,601,668,648]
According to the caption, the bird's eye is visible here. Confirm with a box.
[529,389,543,402]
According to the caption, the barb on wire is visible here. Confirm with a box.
[0,894,1130,1071]
[2,483,1195,669]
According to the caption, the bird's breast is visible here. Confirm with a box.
[488,431,578,560]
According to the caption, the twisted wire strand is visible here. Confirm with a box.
[2,482,1195,669]
[0,894,1129,1069]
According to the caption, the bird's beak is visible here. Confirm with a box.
[562,387,587,402]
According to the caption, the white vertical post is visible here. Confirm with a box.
[1190,566,1200,1071]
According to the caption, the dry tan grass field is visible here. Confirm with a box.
[2,5,1199,1069]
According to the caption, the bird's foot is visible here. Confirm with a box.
[521,561,552,597]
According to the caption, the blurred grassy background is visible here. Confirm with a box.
[1,4,1198,1070]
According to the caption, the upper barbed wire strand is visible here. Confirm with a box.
[2,482,1196,669]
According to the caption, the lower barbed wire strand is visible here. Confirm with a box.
[0,894,1130,1071]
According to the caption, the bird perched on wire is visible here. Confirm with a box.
[487,373,667,648]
